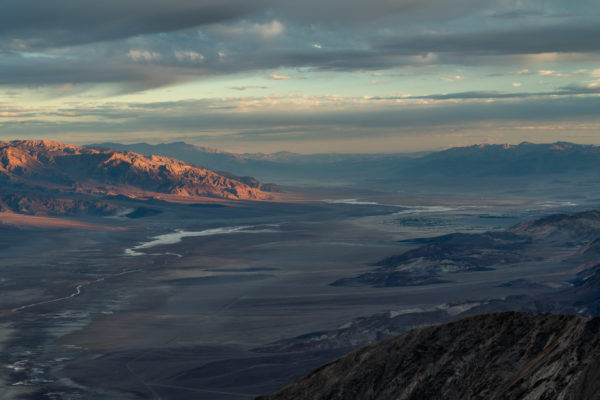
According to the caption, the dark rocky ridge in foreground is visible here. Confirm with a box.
[257,312,600,400]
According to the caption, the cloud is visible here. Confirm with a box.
[0,1,598,93]
[0,53,185,90]
[0,0,598,152]
[488,8,569,19]
[377,24,600,55]
[489,9,546,19]
[229,85,274,90]
[493,68,598,78]
[7,0,483,50]
[127,50,162,62]
[370,85,600,101]
[0,0,268,48]
[537,69,574,77]
[3,93,600,136]
[441,75,463,82]
[174,51,205,62]
[274,0,490,25]
[559,82,600,92]
[269,73,291,80]
[253,20,284,39]
[3,90,600,152]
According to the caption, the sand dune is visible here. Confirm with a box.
[0,212,117,230]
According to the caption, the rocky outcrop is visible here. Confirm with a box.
[331,231,536,287]
[0,191,119,216]
[509,210,600,243]
[333,211,600,288]
[257,312,600,400]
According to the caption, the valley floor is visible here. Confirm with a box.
[0,181,597,399]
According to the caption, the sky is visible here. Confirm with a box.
[0,0,599,153]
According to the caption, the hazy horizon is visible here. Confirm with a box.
[2,138,599,156]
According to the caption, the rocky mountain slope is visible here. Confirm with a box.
[257,312,600,400]
[0,140,274,215]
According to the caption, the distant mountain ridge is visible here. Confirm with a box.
[88,141,600,183]
[409,141,600,177]
[0,140,274,216]
[87,141,423,183]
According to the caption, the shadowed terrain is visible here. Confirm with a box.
[257,312,600,400]
[333,211,600,287]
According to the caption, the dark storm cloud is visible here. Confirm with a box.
[3,22,597,90]
[0,0,475,51]
[274,0,487,25]
[0,0,267,48]
[377,24,600,56]
[488,9,570,19]
[0,57,207,94]
[0,46,401,89]
[0,1,598,89]
[0,58,144,85]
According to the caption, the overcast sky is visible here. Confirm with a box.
[1,0,599,153]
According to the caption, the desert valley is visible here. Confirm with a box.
[0,140,599,399]
[3,1,600,398]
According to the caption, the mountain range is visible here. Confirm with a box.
[88,141,600,184]
[87,141,420,184]
[0,140,274,216]
[404,142,600,178]
[4,138,598,216]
